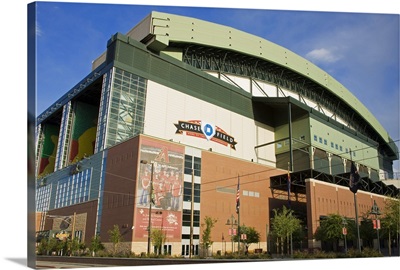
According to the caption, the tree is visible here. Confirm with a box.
[232,225,260,254]
[360,216,376,248]
[108,225,123,255]
[381,197,400,256]
[151,229,167,255]
[37,238,49,255]
[314,213,353,252]
[67,238,84,256]
[271,206,301,256]
[201,216,217,256]
[47,238,63,255]
[89,235,105,257]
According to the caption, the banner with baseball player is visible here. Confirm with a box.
[134,137,185,240]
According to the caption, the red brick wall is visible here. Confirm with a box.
[200,150,285,250]
[306,178,388,246]
[100,136,140,243]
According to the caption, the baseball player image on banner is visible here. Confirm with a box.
[134,137,185,240]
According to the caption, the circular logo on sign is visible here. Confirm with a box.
[201,122,216,141]
[204,124,214,136]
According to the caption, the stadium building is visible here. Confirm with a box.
[35,11,399,256]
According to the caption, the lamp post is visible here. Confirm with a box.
[342,216,348,253]
[222,233,225,255]
[140,160,154,255]
[370,200,381,253]
[225,215,237,253]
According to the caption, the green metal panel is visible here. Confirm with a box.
[111,33,254,119]
[309,117,379,170]
[275,116,310,155]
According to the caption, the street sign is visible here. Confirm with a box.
[229,228,237,235]
[373,219,381,230]
[342,227,347,235]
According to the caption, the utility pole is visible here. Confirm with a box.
[140,160,154,255]
[342,216,348,253]
[189,169,194,258]
[370,200,381,253]
[71,212,76,240]
[349,149,361,253]
[237,175,240,255]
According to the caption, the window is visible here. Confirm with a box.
[182,209,200,227]
[183,182,201,203]
[324,139,327,145]
[193,157,201,177]
[163,245,171,255]
[106,68,147,148]
[184,155,192,175]
[181,244,199,256]
[184,154,201,176]
[55,168,91,209]
[36,184,51,212]
[314,135,318,141]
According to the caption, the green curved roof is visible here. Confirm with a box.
[129,11,396,156]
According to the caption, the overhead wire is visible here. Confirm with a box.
[35,137,399,212]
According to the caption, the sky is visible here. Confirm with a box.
[34,1,400,175]
[0,1,398,269]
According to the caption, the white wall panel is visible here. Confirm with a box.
[252,80,277,97]
[302,96,318,110]
[280,88,299,99]
[255,122,276,166]
[220,74,251,93]
[143,81,168,137]
[144,80,276,164]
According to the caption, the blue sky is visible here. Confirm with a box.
[35,1,399,174]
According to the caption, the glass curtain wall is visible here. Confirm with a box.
[105,68,147,148]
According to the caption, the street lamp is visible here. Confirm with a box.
[342,216,348,253]
[225,215,238,253]
[140,160,154,255]
[370,200,381,253]
[222,233,225,255]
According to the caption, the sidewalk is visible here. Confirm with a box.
[36,260,114,269]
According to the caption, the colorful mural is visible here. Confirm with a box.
[134,137,185,240]
[69,101,98,163]
[37,124,59,177]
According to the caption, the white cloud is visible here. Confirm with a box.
[36,23,43,37]
[305,48,341,64]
